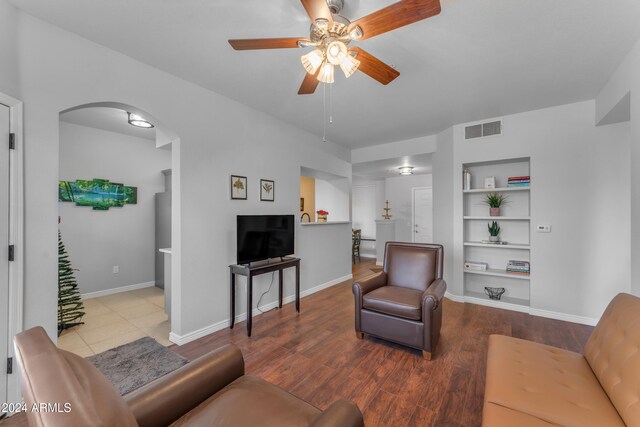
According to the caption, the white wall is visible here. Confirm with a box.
[315,178,350,222]
[3,4,352,341]
[0,0,19,98]
[59,122,170,295]
[384,174,433,243]
[432,127,455,287]
[351,135,437,164]
[596,39,640,295]
[438,101,631,320]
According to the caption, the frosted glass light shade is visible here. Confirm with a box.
[301,50,324,75]
[340,55,360,78]
[317,62,335,84]
[326,41,348,65]
[128,113,154,128]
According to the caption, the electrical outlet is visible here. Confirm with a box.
[113,265,119,274]
[536,224,551,233]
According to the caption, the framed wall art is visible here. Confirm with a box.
[231,175,247,200]
[260,179,275,202]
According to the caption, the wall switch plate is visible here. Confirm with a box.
[537,225,551,233]
[113,265,119,274]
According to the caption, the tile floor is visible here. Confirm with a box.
[58,286,171,357]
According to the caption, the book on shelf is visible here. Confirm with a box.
[508,176,530,181]
[507,182,530,188]
[507,260,530,273]
[506,270,530,275]
[464,261,488,271]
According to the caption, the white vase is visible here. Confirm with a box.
[489,235,499,242]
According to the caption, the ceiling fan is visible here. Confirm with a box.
[228,0,441,95]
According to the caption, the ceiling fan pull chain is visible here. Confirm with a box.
[329,83,333,125]
[322,83,327,142]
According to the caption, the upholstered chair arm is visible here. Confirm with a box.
[352,272,388,298]
[422,278,447,313]
[309,399,364,427]
[125,344,244,427]
[353,272,388,334]
[422,279,447,357]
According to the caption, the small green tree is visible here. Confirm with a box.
[58,230,85,335]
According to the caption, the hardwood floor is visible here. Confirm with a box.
[172,258,594,426]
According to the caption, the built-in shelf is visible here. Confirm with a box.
[462,157,531,311]
[463,216,530,221]
[464,291,530,312]
[464,268,530,280]
[463,187,530,194]
[464,242,530,250]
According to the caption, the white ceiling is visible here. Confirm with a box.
[353,153,432,179]
[12,0,640,149]
[60,107,157,141]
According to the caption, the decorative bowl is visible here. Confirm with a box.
[484,287,506,300]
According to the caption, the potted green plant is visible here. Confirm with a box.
[488,221,501,242]
[483,193,508,217]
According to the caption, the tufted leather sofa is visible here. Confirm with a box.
[483,293,640,427]
[14,327,364,427]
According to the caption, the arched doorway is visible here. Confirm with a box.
[56,102,180,356]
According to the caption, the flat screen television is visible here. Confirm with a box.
[237,215,295,264]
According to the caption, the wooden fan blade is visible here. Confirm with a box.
[349,0,441,41]
[300,0,334,26]
[350,47,400,85]
[298,69,321,95]
[228,38,308,50]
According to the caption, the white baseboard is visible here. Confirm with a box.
[444,291,464,303]
[169,273,353,346]
[445,291,597,325]
[81,281,156,299]
[375,261,383,266]
[529,308,598,326]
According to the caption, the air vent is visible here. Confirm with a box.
[465,120,503,140]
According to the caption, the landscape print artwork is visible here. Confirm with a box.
[59,178,138,210]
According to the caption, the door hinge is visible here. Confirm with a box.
[7,357,12,374]
[9,133,15,150]
[8,245,14,261]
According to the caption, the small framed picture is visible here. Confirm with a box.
[484,176,496,189]
[260,179,275,202]
[230,175,247,200]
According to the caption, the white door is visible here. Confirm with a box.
[0,104,9,406]
[412,187,432,243]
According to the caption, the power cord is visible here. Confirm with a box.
[256,272,276,314]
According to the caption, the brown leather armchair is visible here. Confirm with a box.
[14,327,364,427]
[352,242,446,360]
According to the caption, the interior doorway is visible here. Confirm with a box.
[412,187,433,243]
[56,103,177,356]
[0,103,10,407]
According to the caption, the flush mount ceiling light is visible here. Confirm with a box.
[127,113,154,129]
[228,0,442,95]
[398,166,414,176]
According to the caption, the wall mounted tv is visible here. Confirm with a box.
[237,215,295,264]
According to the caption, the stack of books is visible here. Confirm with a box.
[464,261,488,271]
[508,175,530,188]
[507,260,530,275]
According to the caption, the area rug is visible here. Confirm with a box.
[87,336,188,395]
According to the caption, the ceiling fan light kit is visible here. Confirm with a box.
[228,0,442,95]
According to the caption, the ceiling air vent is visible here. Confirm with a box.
[465,120,503,140]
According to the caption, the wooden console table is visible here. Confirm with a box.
[229,257,300,337]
